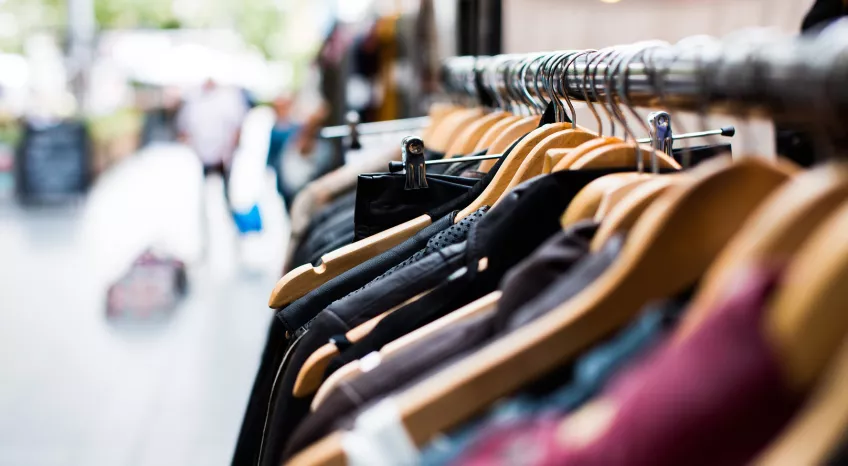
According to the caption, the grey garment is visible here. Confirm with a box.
[348,206,488,300]
[494,220,599,322]
[282,312,495,461]
[505,234,627,331]
[323,241,469,331]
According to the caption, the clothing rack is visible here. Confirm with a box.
[440,26,848,123]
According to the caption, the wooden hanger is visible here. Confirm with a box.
[444,111,510,158]
[477,116,539,171]
[544,148,571,172]
[292,291,431,397]
[492,129,598,203]
[473,115,521,152]
[311,292,502,410]
[678,162,844,341]
[454,122,573,221]
[287,158,792,466]
[569,143,681,170]
[593,176,655,220]
[589,176,684,251]
[420,104,461,142]
[426,108,484,153]
[551,137,623,171]
[269,105,486,308]
[560,173,649,227]
[754,334,848,466]
[268,216,432,308]
[765,198,848,391]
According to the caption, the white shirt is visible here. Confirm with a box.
[177,86,248,166]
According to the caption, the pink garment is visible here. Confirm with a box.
[454,268,799,466]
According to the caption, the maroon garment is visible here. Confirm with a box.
[454,267,800,466]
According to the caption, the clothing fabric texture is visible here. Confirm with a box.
[354,172,481,241]
[283,312,494,460]
[323,167,643,378]
[284,220,604,460]
[246,207,488,466]
[277,135,528,333]
[495,221,599,319]
[453,267,799,466]
[420,291,689,465]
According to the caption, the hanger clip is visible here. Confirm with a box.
[402,136,428,190]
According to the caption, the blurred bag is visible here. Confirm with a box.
[106,249,187,322]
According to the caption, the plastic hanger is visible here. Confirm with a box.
[310,291,502,410]
[678,163,842,340]
[754,335,848,466]
[287,156,794,466]
[292,291,431,397]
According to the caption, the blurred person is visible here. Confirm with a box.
[267,91,330,211]
[177,78,249,255]
[267,93,301,206]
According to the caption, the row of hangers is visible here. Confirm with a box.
[283,23,848,466]
[270,39,696,310]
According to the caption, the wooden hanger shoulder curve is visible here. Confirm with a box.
[569,143,681,171]
[421,104,461,142]
[552,137,622,171]
[287,159,793,466]
[427,108,484,153]
[478,116,539,171]
[473,115,521,153]
[455,123,573,221]
[589,176,685,252]
[444,111,510,159]
[268,215,431,309]
[678,163,848,341]
[593,176,655,220]
[754,335,848,466]
[311,292,501,410]
[766,199,848,391]
[560,173,648,227]
[544,148,571,172]
[492,129,597,205]
[292,291,431,397]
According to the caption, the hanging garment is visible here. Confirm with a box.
[321,167,654,378]
[354,172,482,241]
[419,293,689,465]
[452,267,800,466]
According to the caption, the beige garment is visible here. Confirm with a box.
[282,147,400,273]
